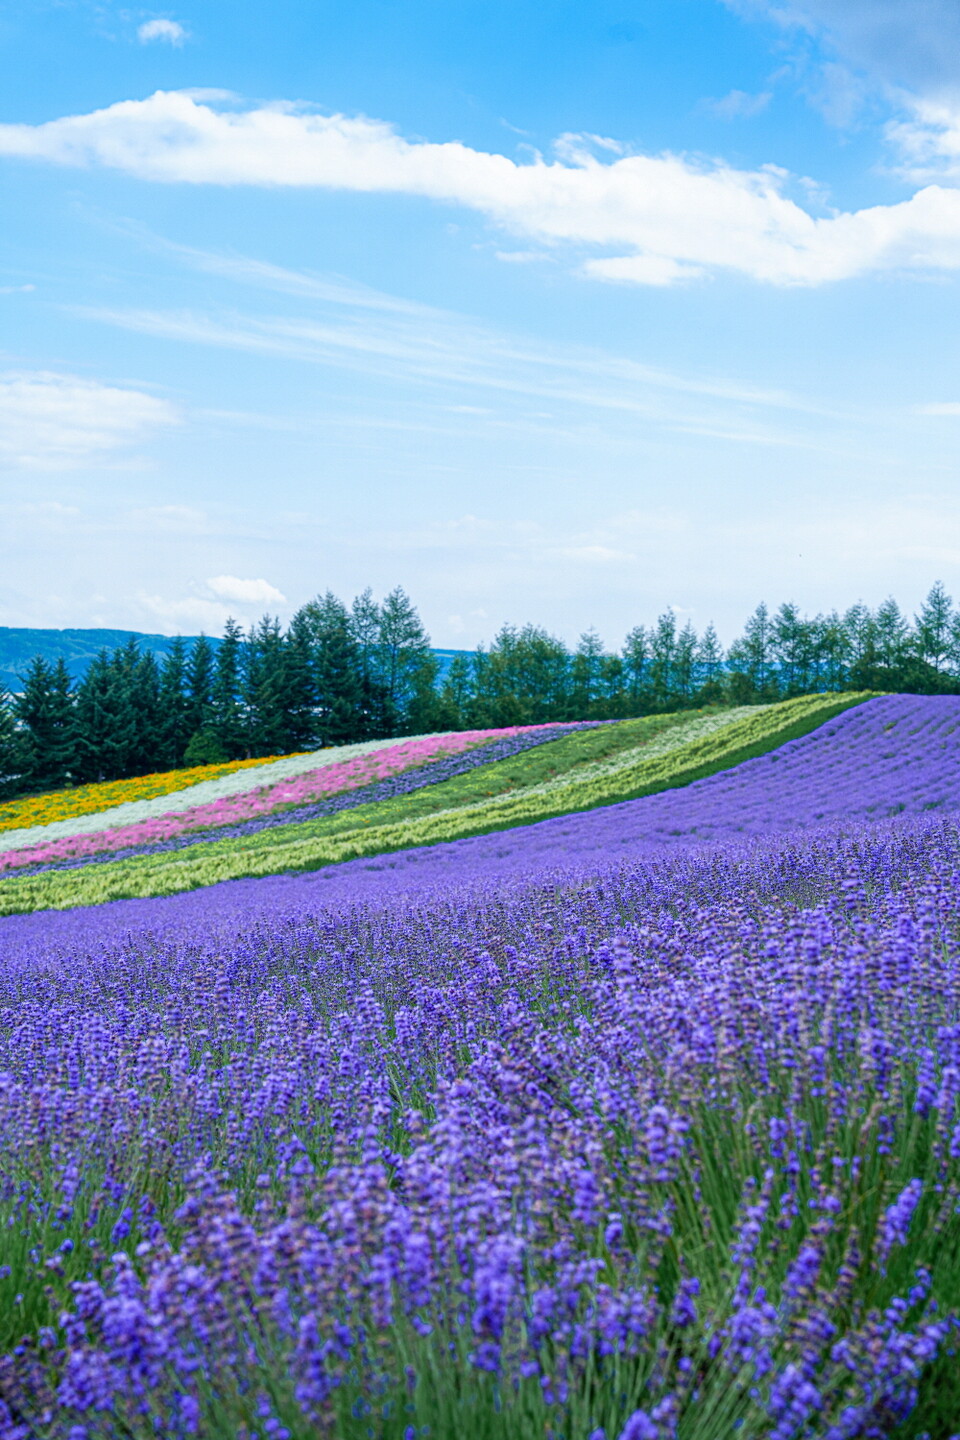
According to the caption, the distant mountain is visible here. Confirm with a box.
[0,627,470,692]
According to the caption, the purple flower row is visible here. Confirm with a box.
[0,696,957,1436]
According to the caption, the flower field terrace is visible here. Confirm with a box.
[0,693,874,913]
[0,726,575,857]
[0,722,593,875]
[0,806,959,1437]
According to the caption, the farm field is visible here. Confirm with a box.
[1,693,959,1438]
[0,692,870,912]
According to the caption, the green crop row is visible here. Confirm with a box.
[0,693,875,914]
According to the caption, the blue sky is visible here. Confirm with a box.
[4,0,960,647]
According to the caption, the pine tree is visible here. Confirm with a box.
[727,602,774,701]
[301,599,365,746]
[570,630,606,718]
[158,638,191,768]
[648,610,678,710]
[472,624,569,726]
[282,613,319,751]
[73,650,113,783]
[15,656,75,791]
[404,651,443,734]
[437,654,473,728]
[211,618,247,758]
[129,650,163,774]
[694,623,725,699]
[873,597,910,671]
[244,616,288,756]
[349,589,395,736]
[108,639,145,777]
[772,602,819,696]
[673,621,698,706]
[915,582,954,672]
[377,587,433,731]
[0,686,20,797]
[185,635,216,742]
[621,626,650,712]
[815,612,850,693]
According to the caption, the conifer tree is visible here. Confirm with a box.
[915,582,954,672]
[437,654,472,729]
[15,656,75,791]
[648,610,678,710]
[348,589,395,736]
[244,616,288,755]
[673,621,698,705]
[282,613,319,751]
[772,602,816,697]
[377,587,433,730]
[873,597,910,672]
[185,634,216,742]
[72,650,113,783]
[727,602,774,701]
[621,626,650,711]
[296,595,365,746]
[0,685,20,797]
[109,639,146,776]
[571,630,605,716]
[694,624,725,698]
[129,650,163,774]
[211,618,246,758]
[158,638,191,768]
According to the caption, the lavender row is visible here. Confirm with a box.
[0,811,958,1436]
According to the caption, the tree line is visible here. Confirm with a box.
[2,581,958,797]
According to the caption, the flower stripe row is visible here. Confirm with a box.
[0,725,582,869]
[0,725,558,854]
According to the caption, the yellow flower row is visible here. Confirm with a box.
[0,755,286,834]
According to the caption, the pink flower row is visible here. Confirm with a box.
[1,727,547,872]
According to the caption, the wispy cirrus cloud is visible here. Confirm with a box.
[73,292,827,450]
[7,91,960,286]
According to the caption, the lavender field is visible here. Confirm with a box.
[1,696,959,1439]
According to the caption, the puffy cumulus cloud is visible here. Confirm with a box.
[0,370,178,469]
[137,592,235,633]
[137,19,187,45]
[206,575,286,605]
[887,99,960,181]
[7,92,960,286]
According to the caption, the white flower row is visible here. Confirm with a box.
[0,733,459,853]
[501,707,763,802]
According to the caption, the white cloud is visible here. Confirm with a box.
[915,401,960,415]
[0,370,178,470]
[76,299,825,449]
[137,592,234,633]
[703,89,773,119]
[887,99,960,181]
[0,283,34,294]
[137,19,187,46]
[728,1,960,98]
[9,92,960,287]
[206,574,286,604]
